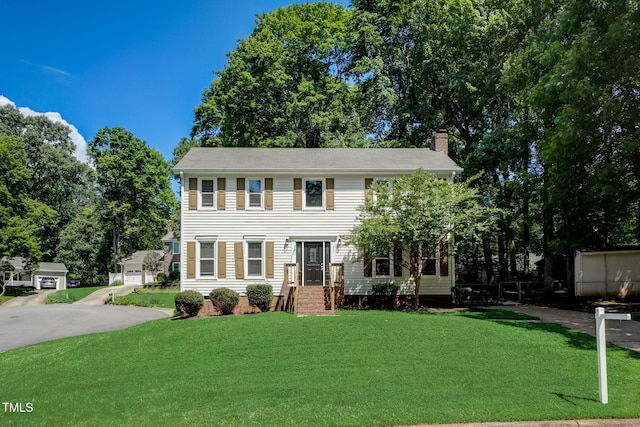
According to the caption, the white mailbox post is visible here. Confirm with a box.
[595,307,631,404]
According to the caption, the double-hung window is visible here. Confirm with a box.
[374,253,391,277]
[168,241,180,254]
[304,179,324,208]
[247,241,264,278]
[200,179,215,208]
[247,179,263,209]
[199,241,216,277]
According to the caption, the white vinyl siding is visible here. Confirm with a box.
[179,174,455,297]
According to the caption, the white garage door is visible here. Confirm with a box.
[125,269,142,285]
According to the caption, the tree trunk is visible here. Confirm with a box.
[410,246,422,308]
[482,238,493,284]
[112,219,118,275]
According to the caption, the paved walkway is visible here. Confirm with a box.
[498,304,640,353]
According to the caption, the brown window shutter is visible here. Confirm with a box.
[364,252,372,277]
[365,178,373,202]
[217,178,226,210]
[236,178,245,210]
[188,178,198,210]
[234,242,244,279]
[186,242,196,278]
[439,242,449,277]
[265,241,274,278]
[218,242,227,279]
[265,178,273,210]
[293,178,302,210]
[394,244,403,277]
[326,178,334,210]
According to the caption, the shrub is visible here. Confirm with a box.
[44,291,79,304]
[110,280,124,286]
[246,284,273,312]
[156,273,169,284]
[371,282,399,310]
[169,270,180,281]
[174,290,204,317]
[112,294,151,307]
[209,288,240,315]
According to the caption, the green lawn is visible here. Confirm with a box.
[44,286,106,304]
[1,310,639,426]
[111,288,178,309]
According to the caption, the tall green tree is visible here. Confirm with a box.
[348,0,558,282]
[0,134,55,263]
[55,203,110,285]
[88,127,178,272]
[347,170,496,307]
[508,0,640,288]
[192,2,367,148]
[0,104,88,260]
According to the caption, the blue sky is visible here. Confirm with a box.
[1,1,344,163]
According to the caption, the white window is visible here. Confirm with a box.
[373,178,390,201]
[200,179,215,208]
[247,179,263,209]
[199,241,215,277]
[168,241,180,254]
[170,262,180,272]
[304,179,324,208]
[374,253,391,277]
[247,241,264,277]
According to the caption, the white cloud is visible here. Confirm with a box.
[0,95,88,163]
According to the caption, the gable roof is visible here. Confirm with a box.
[173,147,463,175]
[119,250,164,265]
[0,257,68,273]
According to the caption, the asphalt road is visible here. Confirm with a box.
[0,305,170,352]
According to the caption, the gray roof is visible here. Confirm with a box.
[119,250,164,265]
[173,147,462,175]
[161,231,178,241]
[0,257,67,273]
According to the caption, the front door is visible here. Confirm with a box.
[304,242,324,286]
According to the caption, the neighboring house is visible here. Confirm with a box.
[0,257,68,290]
[161,231,180,276]
[172,131,463,305]
[118,250,164,285]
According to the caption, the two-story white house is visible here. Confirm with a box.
[173,132,463,311]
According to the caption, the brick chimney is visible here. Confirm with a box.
[430,130,449,156]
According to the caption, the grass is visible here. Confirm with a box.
[1,310,639,426]
[44,286,106,304]
[111,288,178,309]
[0,286,34,304]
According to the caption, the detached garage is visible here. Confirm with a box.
[575,249,640,298]
[118,250,163,285]
[33,262,69,290]
[0,257,68,290]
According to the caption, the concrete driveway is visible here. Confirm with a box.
[1,289,56,307]
[0,305,170,352]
